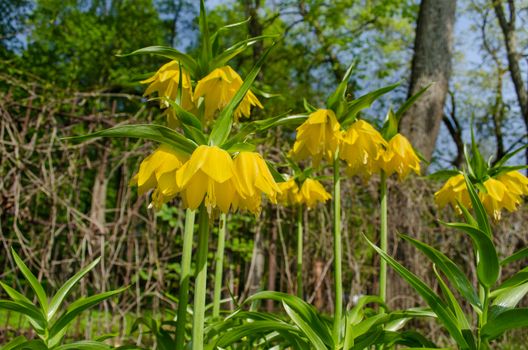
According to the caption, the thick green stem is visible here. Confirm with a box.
[379,171,388,303]
[296,205,304,299]
[332,156,343,341]
[213,213,227,318]
[192,205,210,350]
[175,209,195,350]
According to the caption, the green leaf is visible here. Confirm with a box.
[489,165,528,177]
[215,320,299,347]
[501,247,528,266]
[282,301,327,350]
[394,84,431,119]
[348,295,387,325]
[432,265,471,330]
[11,249,48,315]
[210,17,251,45]
[54,341,112,350]
[211,35,277,69]
[442,222,499,288]
[0,300,46,331]
[491,144,528,170]
[0,281,32,305]
[326,60,356,116]
[49,287,127,340]
[222,113,306,149]
[244,291,333,346]
[481,308,528,340]
[48,257,100,321]
[8,340,48,350]
[427,169,461,182]
[162,97,203,130]
[464,174,492,237]
[0,336,28,350]
[363,235,469,348]
[381,108,398,140]
[495,266,528,290]
[209,44,274,146]
[118,46,197,75]
[303,99,317,113]
[469,128,487,179]
[401,234,481,309]
[224,143,256,153]
[65,124,197,155]
[490,282,528,319]
[199,0,212,71]
[340,82,400,127]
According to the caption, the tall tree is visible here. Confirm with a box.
[491,0,528,164]
[401,0,457,163]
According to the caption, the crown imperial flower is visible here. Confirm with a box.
[298,178,331,209]
[231,152,281,214]
[194,65,263,121]
[142,61,194,111]
[130,145,189,208]
[176,145,238,213]
[339,120,387,179]
[379,133,420,180]
[291,109,341,167]
[277,178,301,206]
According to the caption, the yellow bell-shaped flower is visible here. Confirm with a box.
[340,120,387,179]
[176,145,238,213]
[231,152,281,214]
[480,177,524,221]
[434,174,471,213]
[193,66,263,121]
[291,109,341,167]
[277,178,301,206]
[497,171,528,198]
[298,179,331,209]
[130,145,189,208]
[142,61,194,112]
[379,133,420,180]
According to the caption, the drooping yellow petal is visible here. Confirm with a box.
[194,66,263,121]
[434,174,471,213]
[291,109,342,167]
[277,178,301,206]
[339,120,387,179]
[142,61,194,113]
[176,145,237,214]
[379,133,420,180]
[298,179,331,209]
[232,152,281,214]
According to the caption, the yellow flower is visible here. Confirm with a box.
[277,178,301,206]
[479,174,522,221]
[379,133,420,180]
[142,61,194,112]
[291,109,341,167]
[497,171,528,197]
[298,179,331,209]
[193,66,263,121]
[130,145,188,207]
[231,152,281,214]
[434,174,471,213]
[339,120,387,179]
[176,145,238,213]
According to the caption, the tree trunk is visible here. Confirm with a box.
[401,0,456,163]
[492,0,528,165]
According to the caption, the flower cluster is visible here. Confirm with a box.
[142,62,263,123]
[133,145,280,215]
[277,178,331,209]
[291,109,421,181]
[435,171,528,221]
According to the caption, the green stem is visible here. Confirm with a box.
[175,209,195,350]
[213,213,227,318]
[192,205,210,350]
[379,171,388,303]
[332,156,343,342]
[296,205,304,299]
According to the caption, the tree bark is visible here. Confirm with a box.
[401,0,456,163]
[492,0,528,164]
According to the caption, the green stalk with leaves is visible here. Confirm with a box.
[213,213,227,317]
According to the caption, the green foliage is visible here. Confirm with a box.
[368,177,528,349]
[0,249,126,349]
